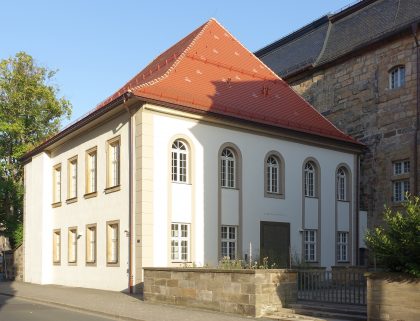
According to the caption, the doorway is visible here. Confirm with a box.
[260,221,290,268]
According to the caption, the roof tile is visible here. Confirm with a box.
[98,18,357,144]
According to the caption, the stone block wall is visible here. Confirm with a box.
[144,267,297,317]
[4,245,24,281]
[288,32,419,229]
[366,272,420,321]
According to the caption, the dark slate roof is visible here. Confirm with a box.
[256,0,420,77]
[258,16,329,77]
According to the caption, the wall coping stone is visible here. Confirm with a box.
[143,267,296,274]
[365,271,420,282]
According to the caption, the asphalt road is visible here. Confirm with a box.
[0,294,118,321]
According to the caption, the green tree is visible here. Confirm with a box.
[0,52,72,246]
[365,195,420,277]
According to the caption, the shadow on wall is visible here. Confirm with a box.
[0,244,18,310]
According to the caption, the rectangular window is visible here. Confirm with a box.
[392,160,410,202]
[107,137,120,188]
[221,226,237,259]
[171,223,190,261]
[393,180,410,202]
[304,230,316,262]
[337,232,348,262]
[107,221,119,265]
[86,148,97,194]
[68,227,77,264]
[53,229,61,264]
[86,224,97,264]
[393,160,410,175]
[68,157,78,199]
[53,165,61,204]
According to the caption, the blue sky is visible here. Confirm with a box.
[1,0,353,127]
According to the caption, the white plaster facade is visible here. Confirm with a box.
[24,101,359,292]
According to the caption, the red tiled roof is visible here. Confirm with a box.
[98,19,358,144]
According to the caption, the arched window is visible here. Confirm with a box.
[389,65,405,89]
[304,161,316,197]
[336,167,347,201]
[171,140,188,183]
[221,148,235,188]
[266,156,280,193]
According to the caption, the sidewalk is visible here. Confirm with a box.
[0,281,264,321]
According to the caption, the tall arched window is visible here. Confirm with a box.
[221,148,235,188]
[304,161,316,197]
[171,140,188,183]
[266,156,279,193]
[336,167,347,201]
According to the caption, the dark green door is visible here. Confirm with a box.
[260,221,290,268]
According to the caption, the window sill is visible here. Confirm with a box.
[52,202,62,208]
[265,192,285,199]
[221,186,239,190]
[171,181,191,185]
[104,185,121,194]
[86,261,97,267]
[304,196,318,199]
[84,192,98,199]
[68,262,77,266]
[66,197,78,204]
[337,261,350,264]
[53,261,61,266]
[337,200,350,203]
[106,262,120,267]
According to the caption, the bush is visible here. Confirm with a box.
[365,195,420,277]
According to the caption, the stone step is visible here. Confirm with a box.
[267,304,367,321]
[290,303,366,316]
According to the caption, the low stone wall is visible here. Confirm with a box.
[366,272,420,321]
[4,245,24,281]
[144,268,297,317]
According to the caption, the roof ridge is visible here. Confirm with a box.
[129,19,213,92]
[211,18,288,85]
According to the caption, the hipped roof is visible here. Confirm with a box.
[23,18,361,161]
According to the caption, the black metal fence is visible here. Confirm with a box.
[297,270,367,305]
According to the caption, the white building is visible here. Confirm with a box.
[23,19,363,292]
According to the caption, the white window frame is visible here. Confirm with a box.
[304,230,316,262]
[304,162,316,197]
[337,167,347,201]
[86,224,96,264]
[53,229,61,264]
[389,65,405,89]
[221,226,237,259]
[171,223,190,262]
[266,156,280,194]
[392,160,410,202]
[393,160,410,175]
[107,221,119,265]
[107,137,120,188]
[68,157,78,199]
[86,148,97,194]
[337,231,348,262]
[171,140,188,183]
[53,165,61,203]
[68,227,77,264]
[393,180,410,202]
[221,148,235,188]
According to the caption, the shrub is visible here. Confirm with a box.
[365,195,420,277]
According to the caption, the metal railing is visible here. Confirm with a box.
[297,270,366,305]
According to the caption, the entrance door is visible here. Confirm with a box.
[260,221,290,268]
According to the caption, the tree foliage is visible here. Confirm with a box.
[365,195,420,277]
[0,52,72,246]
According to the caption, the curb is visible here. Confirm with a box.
[0,291,144,321]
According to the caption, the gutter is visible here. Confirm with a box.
[122,92,135,294]
[20,94,128,163]
[411,23,419,196]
